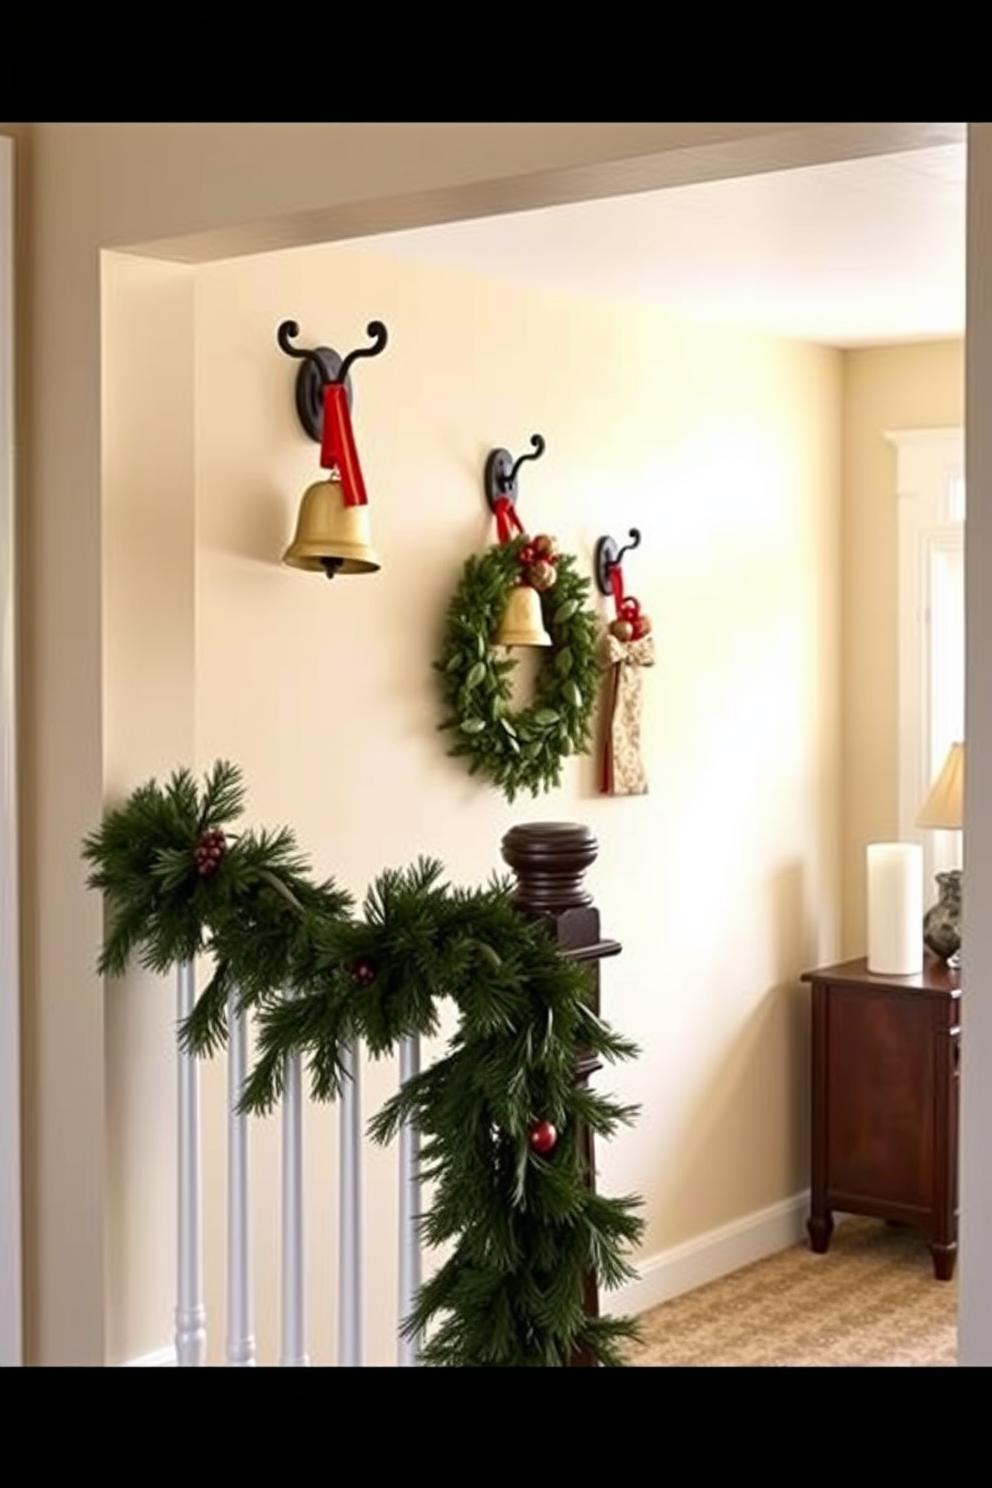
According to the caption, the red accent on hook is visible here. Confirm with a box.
[494,495,525,544]
[320,382,368,507]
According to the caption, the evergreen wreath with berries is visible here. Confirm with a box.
[435,533,600,803]
[83,760,644,1366]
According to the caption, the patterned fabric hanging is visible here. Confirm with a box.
[599,565,654,797]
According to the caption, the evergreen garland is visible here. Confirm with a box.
[435,536,600,802]
[82,760,353,1052]
[83,762,644,1366]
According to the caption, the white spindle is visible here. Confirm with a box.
[176,959,206,1366]
[398,1034,421,1366]
[339,1038,362,1366]
[171,985,425,1366]
[280,1040,309,1366]
[226,991,255,1366]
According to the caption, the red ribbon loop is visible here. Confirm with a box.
[320,382,369,507]
[494,495,525,544]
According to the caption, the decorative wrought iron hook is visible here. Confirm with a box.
[614,528,642,567]
[276,318,389,443]
[277,319,328,374]
[508,434,546,486]
[595,528,643,596]
[337,321,389,386]
[484,434,548,512]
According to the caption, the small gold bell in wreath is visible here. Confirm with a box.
[495,583,552,647]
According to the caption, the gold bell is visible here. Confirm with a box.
[494,583,552,647]
[282,477,381,578]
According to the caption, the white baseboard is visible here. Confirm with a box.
[604,1189,811,1318]
[123,1344,177,1367]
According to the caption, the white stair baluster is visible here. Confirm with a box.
[176,959,207,1366]
[280,1028,309,1367]
[398,1033,421,1366]
[339,1038,362,1366]
[226,989,255,1366]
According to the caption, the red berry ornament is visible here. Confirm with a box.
[193,827,227,878]
[529,1119,558,1155]
[350,959,377,988]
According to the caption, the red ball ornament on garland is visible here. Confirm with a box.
[529,1119,558,1155]
[350,958,377,988]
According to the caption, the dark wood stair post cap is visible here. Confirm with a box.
[500,822,599,914]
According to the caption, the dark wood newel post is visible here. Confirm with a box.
[500,822,622,1367]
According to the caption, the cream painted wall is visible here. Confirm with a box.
[101,253,197,1363]
[840,342,963,957]
[0,119,956,1364]
[107,240,841,1366]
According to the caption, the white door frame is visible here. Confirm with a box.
[890,426,965,892]
[0,135,23,1367]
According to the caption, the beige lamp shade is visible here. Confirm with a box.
[916,741,965,830]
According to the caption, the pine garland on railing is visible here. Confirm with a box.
[83,760,644,1366]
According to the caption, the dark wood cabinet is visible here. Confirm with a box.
[801,955,961,1281]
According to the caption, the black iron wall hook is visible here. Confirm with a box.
[595,527,642,595]
[484,433,547,511]
[277,319,389,443]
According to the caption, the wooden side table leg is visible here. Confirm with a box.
[807,1210,834,1254]
[806,981,833,1258]
[930,1240,957,1281]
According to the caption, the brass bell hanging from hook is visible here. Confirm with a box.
[494,583,552,647]
[277,318,388,579]
[282,476,381,578]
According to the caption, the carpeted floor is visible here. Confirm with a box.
[625,1217,957,1366]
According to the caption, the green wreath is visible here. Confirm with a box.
[435,535,599,802]
[82,762,644,1368]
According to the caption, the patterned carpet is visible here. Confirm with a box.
[625,1217,957,1366]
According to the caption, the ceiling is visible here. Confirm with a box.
[340,142,966,350]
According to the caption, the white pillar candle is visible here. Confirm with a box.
[866,842,923,975]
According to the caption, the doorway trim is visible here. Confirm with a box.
[0,134,22,1367]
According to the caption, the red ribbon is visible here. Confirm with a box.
[319,382,368,507]
[610,563,646,626]
[610,563,624,615]
[600,663,623,794]
[493,495,525,544]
